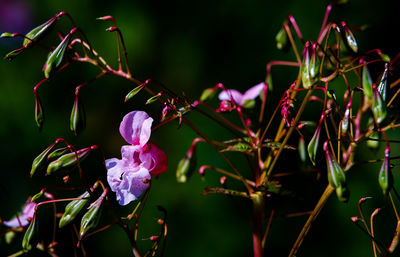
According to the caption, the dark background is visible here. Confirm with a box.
[1,0,400,256]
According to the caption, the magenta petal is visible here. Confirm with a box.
[242,82,265,101]
[140,142,168,175]
[218,89,244,105]
[3,201,37,227]
[119,111,153,146]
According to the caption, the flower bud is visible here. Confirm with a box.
[176,138,201,183]
[79,189,107,239]
[47,147,69,161]
[341,21,358,53]
[298,136,307,163]
[378,146,392,195]
[146,92,162,105]
[22,215,38,251]
[5,231,16,244]
[23,17,57,47]
[308,119,322,166]
[309,43,320,79]
[367,131,380,149]
[70,94,86,136]
[30,142,59,177]
[125,83,146,102]
[371,84,387,124]
[361,60,373,102]
[34,93,44,130]
[301,41,312,89]
[46,147,92,175]
[341,100,352,136]
[325,145,349,202]
[275,26,289,51]
[200,87,217,102]
[59,191,90,228]
[44,27,76,78]
[377,63,388,101]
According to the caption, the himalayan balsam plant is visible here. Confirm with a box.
[1,1,400,257]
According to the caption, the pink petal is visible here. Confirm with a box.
[242,82,265,101]
[3,201,37,227]
[119,111,153,146]
[139,142,168,176]
[218,89,244,105]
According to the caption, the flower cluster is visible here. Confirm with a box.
[106,111,168,206]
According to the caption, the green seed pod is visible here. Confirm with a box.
[22,216,38,251]
[146,92,162,105]
[44,27,76,78]
[367,131,380,149]
[79,189,107,239]
[47,147,69,161]
[378,147,392,196]
[125,83,146,102]
[4,231,17,244]
[46,147,91,175]
[176,139,199,183]
[309,43,320,79]
[325,146,348,202]
[70,94,86,136]
[371,84,387,124]
[298,136,307,163]
[59,191,90,228]
[341,100,352,136]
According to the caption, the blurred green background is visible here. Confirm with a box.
[1,0,399,256]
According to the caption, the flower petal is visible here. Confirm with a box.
[3,201,37,227]
[218,89,243,105]
[119,111,153,146]
[118,168,151,205]
[140,142,168,175]
[242,82,265,101]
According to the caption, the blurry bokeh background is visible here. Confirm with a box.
[1,0,399,256]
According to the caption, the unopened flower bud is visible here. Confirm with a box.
[30,142,59,177]
[34,93,44,130]
[200,87,217,102]
[325,146,349,202]
[275,26,288,51]
[377,63,388,101]
[47,147,93,175]
[70,94,86,136]
[371,84,387,124]
[307,117,323,166]
[361,59,373,102]
[378,146,392,196]
[341,21,358,53]
[79,189,107,239]
[59,191,90,228]
[23,16,57,47]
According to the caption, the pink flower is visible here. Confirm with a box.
[218,82,265,106]
[106,111,168,206]
[3,200,36,227]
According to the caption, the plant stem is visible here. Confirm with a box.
[252,192,264,257]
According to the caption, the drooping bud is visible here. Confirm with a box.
[301,41,312,89]
[361,59,373,102]
[30,142,59,177]
[59,191,90,228]
[125,83,146,102]
[324,142,349,202]
[200,87,217,102]
[70,94,86,136]
[275,26,289,51]
[34,92,44,130]
[22,215,38,251]
[23,17,57,47]
[298,135,307,163]
[44,27,76,78]
[79,189,107,240]
[378,146,392,195]
[4,48,24,61]
[307,116,323,166]
[341,97,352,136]
[371,83,387,124]
[176,138,203,183]
[146,92,162,105]
[47,146,94,175]
[341,21,358,53]
[377,63,388,101]
[47,147,69,161]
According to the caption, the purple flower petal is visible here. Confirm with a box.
[242,82,265,101]
[119,111,153,146]
[218,89,244,105]
[3,201,36,227]
[139,142,168,176]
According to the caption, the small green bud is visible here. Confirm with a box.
[307,122,322,166]
[79,189,107,239]
[23,17,57,47]
[275,27,288,51]
[30,142,59,177]
[5,231,16,244]
[200,88,217,102]
[371,84,387,124]
[22,216,38,251]
[298,136,307,163]
[341,21,358,53]
[325,143,348,202]
[367,131,380,149]
[125,84,146,102]
[361,60,373,102]
[377,63,388,101]
[70,94,86,136]
[301,42,312,89]
[146,92,162,105]
[0,32,16,38]
[46,147,92,175]
[59,191,90,228]
[34,93,44,130]
[378,147,392,196]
